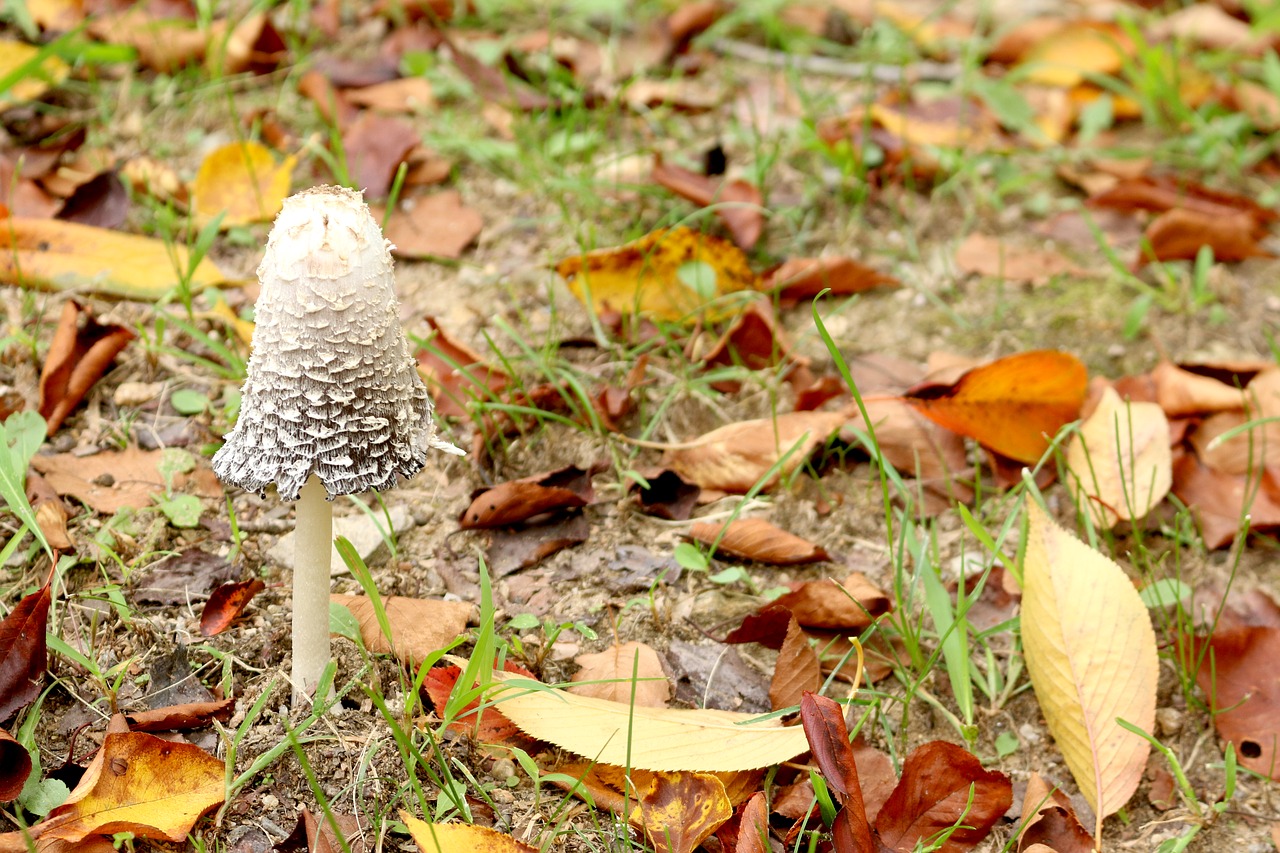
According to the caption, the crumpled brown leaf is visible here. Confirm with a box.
[38,300,135,433]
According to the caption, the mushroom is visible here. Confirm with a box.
[213,185,463,701]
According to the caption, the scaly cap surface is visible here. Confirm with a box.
[213,185,462,501]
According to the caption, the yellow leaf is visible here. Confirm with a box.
[0,218,230,300]
[490,671,810,772]
[1067,385,1172,528]
[555,226,759,322]
[1018,22,1131,88]
[192,141,296,229]
[400,811,535,853]
[0,40,69,106]
[39,732,223,842]
[1020,502,1156,837]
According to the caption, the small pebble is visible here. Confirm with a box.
[261,794,279,810]
[491,758,515,780]
[1018,723,1042,744]
[115,381,164,407]
[1156,707,1183,737]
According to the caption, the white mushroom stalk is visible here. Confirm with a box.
[213,185,463,702]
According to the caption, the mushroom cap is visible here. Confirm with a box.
[213,185,463,502]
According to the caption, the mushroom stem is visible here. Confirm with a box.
[292,474,333,701]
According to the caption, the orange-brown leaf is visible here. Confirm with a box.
[764,256,900,303]
[1137,208,1271,267]
[382,191,482,260]
[38,300,135,434]
[769,617,820,711]
[687,518,829,565]
[651,156,763,250]
[331,595,473,666]
[771,573,890,631]
[0,728,30,802]
[569,641,670,707]
[199,579,265,637]
[460,465,595,528]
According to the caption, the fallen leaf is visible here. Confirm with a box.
[903,350,1087,463]
[191,141,295,229]
[131,549,236,606]
[415,317,510,419]
[213,12,286,76]
[298,69,357,126]
[556,763,733,853]
[32,732,222,843]
[1137,207,1271,267]
[199,579,265,637]
[1066,384,1172,528]
[277,809,366,853]
[382,191,483,259]
[1171,449,1280,548]
[876,740,1012,853]
[0,39,69,106]
[651,156,763,250]
[731,792,770,853]
[632,468,701,520]
[664,410,848,492]
[1087,175,1278,225]
[0,728,30,801]
[123,699,234,732]
[1227,80,1280,132]
[687,518,829,565]
[764,256,900,304]
[31,447,221,515]
[490,670,811,771]
[954,233,1084,284]
[771,573,891,631]
[56,171,129,229]
[344,77,435,112]
[422,662,539,748]
[570,641,670,707]
[0,583,50,722]
[1021,502,1157,836]
[27,471,73,552]
[868,95,998,149]
[770,618,821,710]
[1016,21,1131,87]
[120,157,189,209]
[331,595,472,666]
[86,7,206,73]
[698,299,794,385]
[1152,361,1246,417]
[556,226,760,322]
[1016,772,1094,853]
[1151,4,1269,53]
[38,300,135,434]
[800,692,875,852]
[486,514,589,577]
[341,112,419,199]
[0,218,229,300]
[460,465,595,528]
[400,811,535,853]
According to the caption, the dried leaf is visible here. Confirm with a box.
[422,662,539,748]
[344,77,435,112]
[460,465,595,528]
[769,616,820,712]
[1151,5,1268,52]
[1087,175,1277,225]
[800,693,875,849]
[764,256,900,304]
[491,670,811,771]
[0,218,229,300]
[0,583,50,722]
[382,191,483,259]
[416,317,510,419]
[31,447,220,515]
[199,579,265,637]
[400,811,535,853]
[651,156,763,250]
[732,792,770,853]
[632,468,701,520]
[38,300,135,434]
[556,226,760,322]
[298,69,357,126]
[688,518,829,565]
[1021,502,1157,834]
[1066,385,1172,528]
[867,95,997,149]
[771,574,891,632]
[1137,208,1271,267]
[487,514,589,577]
[341,113,419,199]
[664,410,848,493]
[124,699,234,732]
[1017,773,1094,853]
[903,350,1087,463]
[570,641,670,707]
[191,141,295,229]
[698,299,793,381]
[132,549,236,606]
[1152,361,1246,417]
[1171,449,1280,548]
[27,471,73,552]
[278,809,366,853]
[954,233,1085,284]
[0,727,29,802]
[331,595,472,666]
[1016,22,1131,87]
[56,171,129,229]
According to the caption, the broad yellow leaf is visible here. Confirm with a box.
[0,218,230,300]
[0,40,69,106]
[400,812,535,853]
[192,141,296,229]
[490,671,810,772]
[1021,502,1156,837]
[1067,385,1172,528]
[903,350,1087,463]
[1018,22,1131,88]
[555,226,759,322]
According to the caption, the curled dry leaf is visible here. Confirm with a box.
[764,256,899,304]
[1136,207,1271,267]
[0,728,30,801]
[1021,502,1156,836]
[731,792,770,853]
[556,226,759,322]
[331,595,473,666]
[383,191,483,259]
[0,218,229,300]
[1066,385,1172,528]
[1152,360,1246,417]
[651,155,763,250]
[664,410,848,493]
[1171,448,1280,549]
[570,641,670,707]
[191,141,295,229]
[1086,175,1278,226]
[1017,773,1094,853]
[27,471,73,552]
[490,669,811,772]
[698,298,793,383]
[487,513,589,577]
[39,300,135,434]
[769,617,821,711]
[124,699,235,733]
[771,573,891,631]
[799,693,876,850]
[460,465,595,528]
[687,517,829,565]
[344,77,435,113]
[903,350,1087,463]
[0,583,50,722]
[199,579,266,637]
[400,811,536,853]
[633,468,701,520]
[416,317,511,419]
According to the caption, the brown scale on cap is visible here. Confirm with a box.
[213,185,462,502]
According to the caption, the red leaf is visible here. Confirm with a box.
[422,663,539,748]
[38,301,136,434]
[0,583,51,722]
[800,692,875,850]
[875,741,1012,853]
[199,579,266,637]
[0,727,31,801]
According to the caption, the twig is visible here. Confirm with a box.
[709,38,962,84]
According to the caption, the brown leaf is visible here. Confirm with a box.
[1087,175,1278,226]
[769,617,820,711]
[38,300,136,433]
[131,549,236,606]
[298,69,357,126]
[55,171,128,229]
[124,699,234,733]
[31,447,221,515]
[764,256,900,304]
[343,77,434,113]
[199,579,266,637]
[841,398,972,511]
[0,583,50,722]
[416,317,511,419]
[487,513,589,577]
[1137,207,1271,267]
[632,468,701,521]
[330,595,473,666]
[875,741,1012,853]
[771,574,891,631]
[27,471,73,552]
[800,692,876,850]
[460,465,595,528]
[341,113,419,199]
[1152,361,1246,417]
[699,299,794,386]
[687,518,829,565]
[277,809,366,853]
[954,233,1085,284]
[0,728,30,801]
[664,410,848,493]
[1171,449,1280,549]
[382,191,483,259]
[569,641,670,707]
[1017,773,1094,853]
[422,662,540,748]
[441,36,551,112]
[732,791,771,853]
[652,156,763,250]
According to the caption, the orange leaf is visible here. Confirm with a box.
[687,518,829,565]
[902,350,1087,463]
[1137,207,1271,267]
[382,191,483,259]
[1016,21,1132,87]
[401,812,535,853]
[331,595,473,666]
[769,616,820,711]
[569,641,670,707]
[191,141,295,229]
